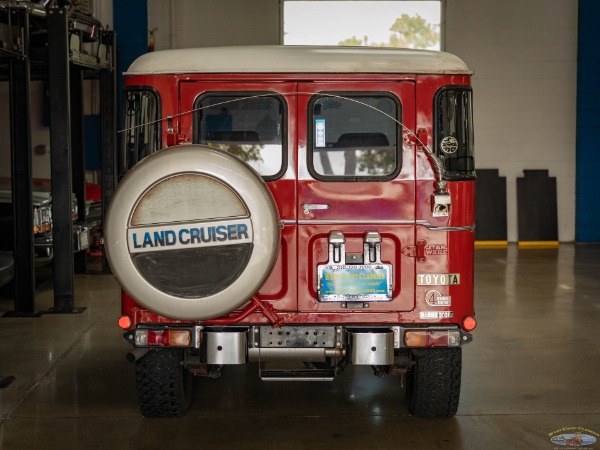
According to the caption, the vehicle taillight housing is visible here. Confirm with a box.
[404,329,462,348]
[33,206,52,233]
[133,328,192,347]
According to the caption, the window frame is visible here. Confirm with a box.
[433,85,475,181]
[192,91,288,182]
[307,91,403,182]
[121,86,162,177]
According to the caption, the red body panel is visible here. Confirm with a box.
[121,72,475,329]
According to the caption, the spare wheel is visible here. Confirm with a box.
[104,145,280,320]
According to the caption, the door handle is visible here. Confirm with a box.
[302,203,331,215]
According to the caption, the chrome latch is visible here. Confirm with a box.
[363,231,382,263]
[317,231,392,303]
[328,231,346,264]
[432,181,451,217]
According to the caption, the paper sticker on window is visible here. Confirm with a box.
[315,119,326,147]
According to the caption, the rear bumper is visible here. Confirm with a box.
[123,324,473,365]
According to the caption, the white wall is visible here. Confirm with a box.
[147,0,280,50]
[445,0,578,241]
[94,0,113,29]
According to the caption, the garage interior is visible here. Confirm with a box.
[0,1,599,449]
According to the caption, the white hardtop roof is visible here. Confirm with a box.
[126,45,472,76]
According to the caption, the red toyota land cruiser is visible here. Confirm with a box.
[105,45,476,418]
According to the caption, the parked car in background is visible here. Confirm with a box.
[0,180,98,260]
[0,251,13,288]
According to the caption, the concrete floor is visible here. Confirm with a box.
[0,245,599,449]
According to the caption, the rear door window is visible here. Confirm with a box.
[194,93,286,180]
[308,94,401,181]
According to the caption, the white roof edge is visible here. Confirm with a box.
[125,45,472,76]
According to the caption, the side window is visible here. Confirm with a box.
[122,88,161,174]
[194,93,286,180]
[434,87,475,180]
[308,94,400,181]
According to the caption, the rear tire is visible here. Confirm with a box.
[405,348,461,418]
[135,349,193,417]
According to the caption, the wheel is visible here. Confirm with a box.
[135,349,193,417]
[405,348,461,418]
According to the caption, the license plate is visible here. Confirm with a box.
[76,227,90,251]
[80,231,89,249]
[318,264,392,302]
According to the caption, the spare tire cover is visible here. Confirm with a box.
[105,145,280,320]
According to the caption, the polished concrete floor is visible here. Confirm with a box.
[0,245,599,449]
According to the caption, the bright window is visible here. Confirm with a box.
[283,1,441,50]
[194,93,286,180]
[309,94,401,181]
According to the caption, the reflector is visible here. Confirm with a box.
[118,315,132,330]
[463,316,477,331]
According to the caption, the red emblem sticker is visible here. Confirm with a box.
[425,244,447,256]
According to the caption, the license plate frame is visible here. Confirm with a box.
[318,264,392,302]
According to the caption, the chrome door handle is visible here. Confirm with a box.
[302,203,331,215]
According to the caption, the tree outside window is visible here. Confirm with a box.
[283,1,441,50]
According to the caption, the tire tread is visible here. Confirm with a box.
[407,348,462,418]
[135,349,192,417]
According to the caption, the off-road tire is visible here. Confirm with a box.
[405,348,461,418]
[135,349,192,417]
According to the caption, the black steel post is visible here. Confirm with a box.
[100,30,117,274]
[6,7,36,316]
[70,66,86,274]
[48,7,75,312]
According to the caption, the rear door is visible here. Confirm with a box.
[180,81,298,311]
[296,81,416,313]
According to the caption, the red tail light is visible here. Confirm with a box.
[462,316,477,332]
[118,315,132,330]
[147,329,169,346]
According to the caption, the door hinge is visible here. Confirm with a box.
[165,116,191,146]
[401,240,427,262]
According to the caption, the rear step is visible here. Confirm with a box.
[260,369,336,381]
